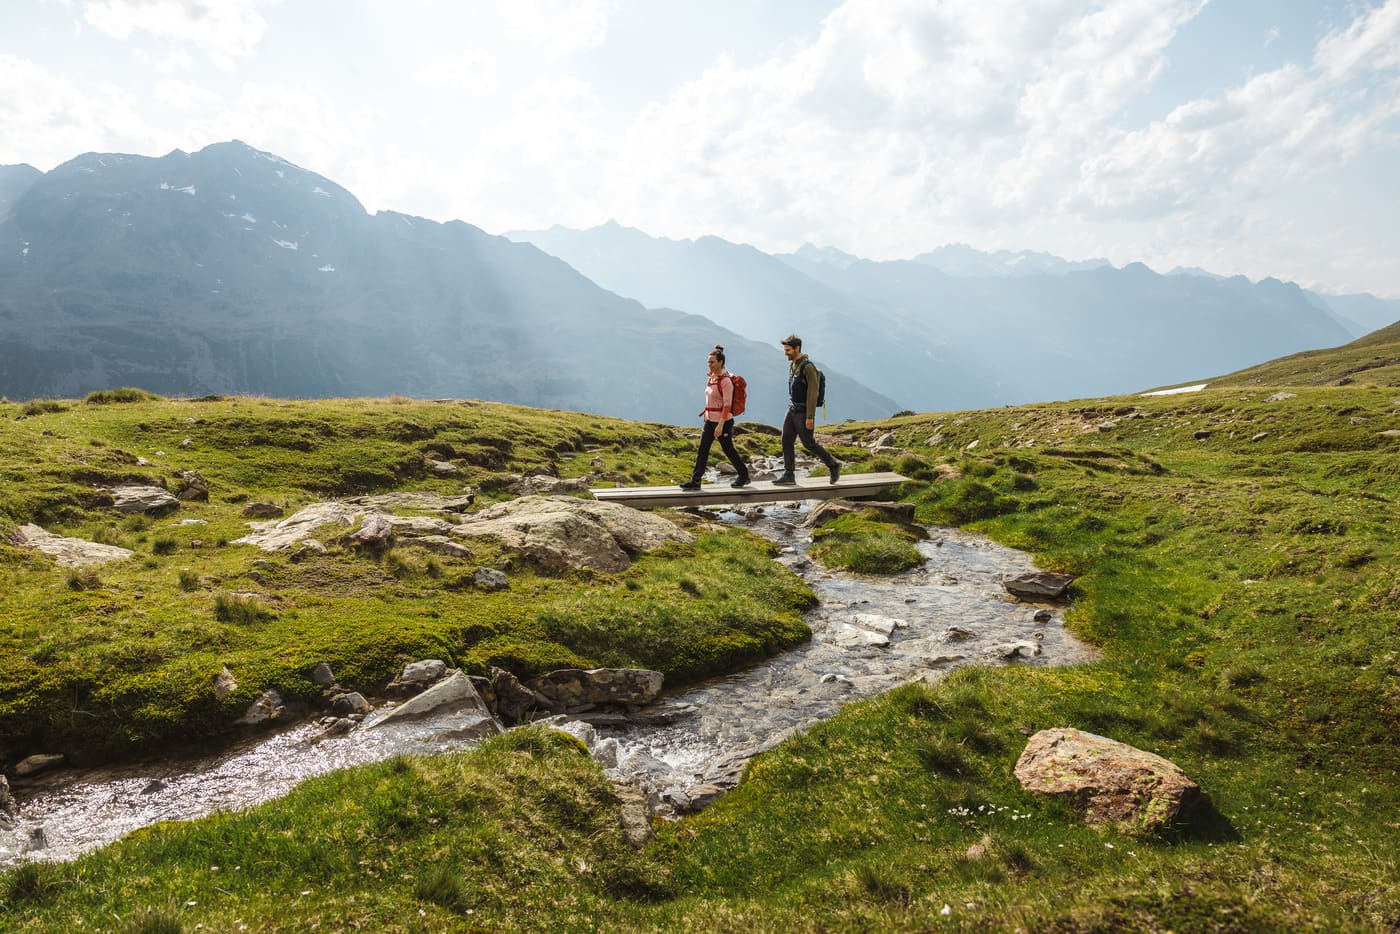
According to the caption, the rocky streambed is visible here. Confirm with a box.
[0,497,1095,867]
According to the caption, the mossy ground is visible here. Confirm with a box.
[809,510,925,574]
[4,386,1400,931]
[0,396,816,762]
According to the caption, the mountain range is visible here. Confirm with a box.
[2,140,1395,423]
[508,223,1388,412]
[0,142,895,425]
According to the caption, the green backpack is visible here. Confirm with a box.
[805,361,826,408]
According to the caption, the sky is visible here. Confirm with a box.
[2,0,1399,297]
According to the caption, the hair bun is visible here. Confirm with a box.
[713,344,724,353]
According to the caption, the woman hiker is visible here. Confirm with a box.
[680,345,751,491]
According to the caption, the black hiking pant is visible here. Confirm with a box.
[782,407,838,475]
[691,419,748,483]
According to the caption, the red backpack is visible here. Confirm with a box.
[728,373,747,417]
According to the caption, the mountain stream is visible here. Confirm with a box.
[1,496,1095,867]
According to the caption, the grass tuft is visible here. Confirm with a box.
[854,863,911,905]
[413,865,474,914]
[20,399,67,417]
[122,904,185,933]
[213,592,270,624]
[84,387,161,404]
[66,567,101,590]
[913,733,968,776]
[2,861,66,905]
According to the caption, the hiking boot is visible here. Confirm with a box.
[679,480,702,491]
[828,462,841,485]
[772,473,797,486]
[730,475,751,488]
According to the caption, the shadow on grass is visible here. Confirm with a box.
[1164,794,1241,844]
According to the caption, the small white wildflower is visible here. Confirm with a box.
[1105,843,1114,849]
[185,900,196,907]
[940,904,952,916]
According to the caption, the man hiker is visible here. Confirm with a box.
[775,334,840,485]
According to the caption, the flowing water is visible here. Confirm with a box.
[0,494,1095,867]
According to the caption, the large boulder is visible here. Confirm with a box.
[110,485,180,515]
[528,668,664,707]
[801,499,917,529]
[174,469,210,502]
[451,496,693,572]
[11,524,134,567]
[15,753,65,776]
[1014,728,1203,833]
[490,667,553,723]
[1003,571,1075,600]
[367,670,493,729]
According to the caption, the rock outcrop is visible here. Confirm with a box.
[233,502,364,551]
[11,524,134,567]
[451,495,693,572]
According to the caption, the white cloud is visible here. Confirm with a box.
[468,0,1391,294]
[579,0,1210,249]
[0,54,164,167]
[1314,0,1400,78]
[82,0,278,66]
[180,83,382,183]
[496,0,617,56]
[413,49,497,95]
[1074,2,1400,220]
[155,78,220,110]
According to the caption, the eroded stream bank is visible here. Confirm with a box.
[1,499,1094,868]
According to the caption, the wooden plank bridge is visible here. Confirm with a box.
[590,472,909,509]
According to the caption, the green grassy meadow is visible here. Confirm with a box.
[2,381,1399,931]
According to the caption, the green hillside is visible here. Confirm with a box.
[1210,320,1400,388]
[2,385,1398,931]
